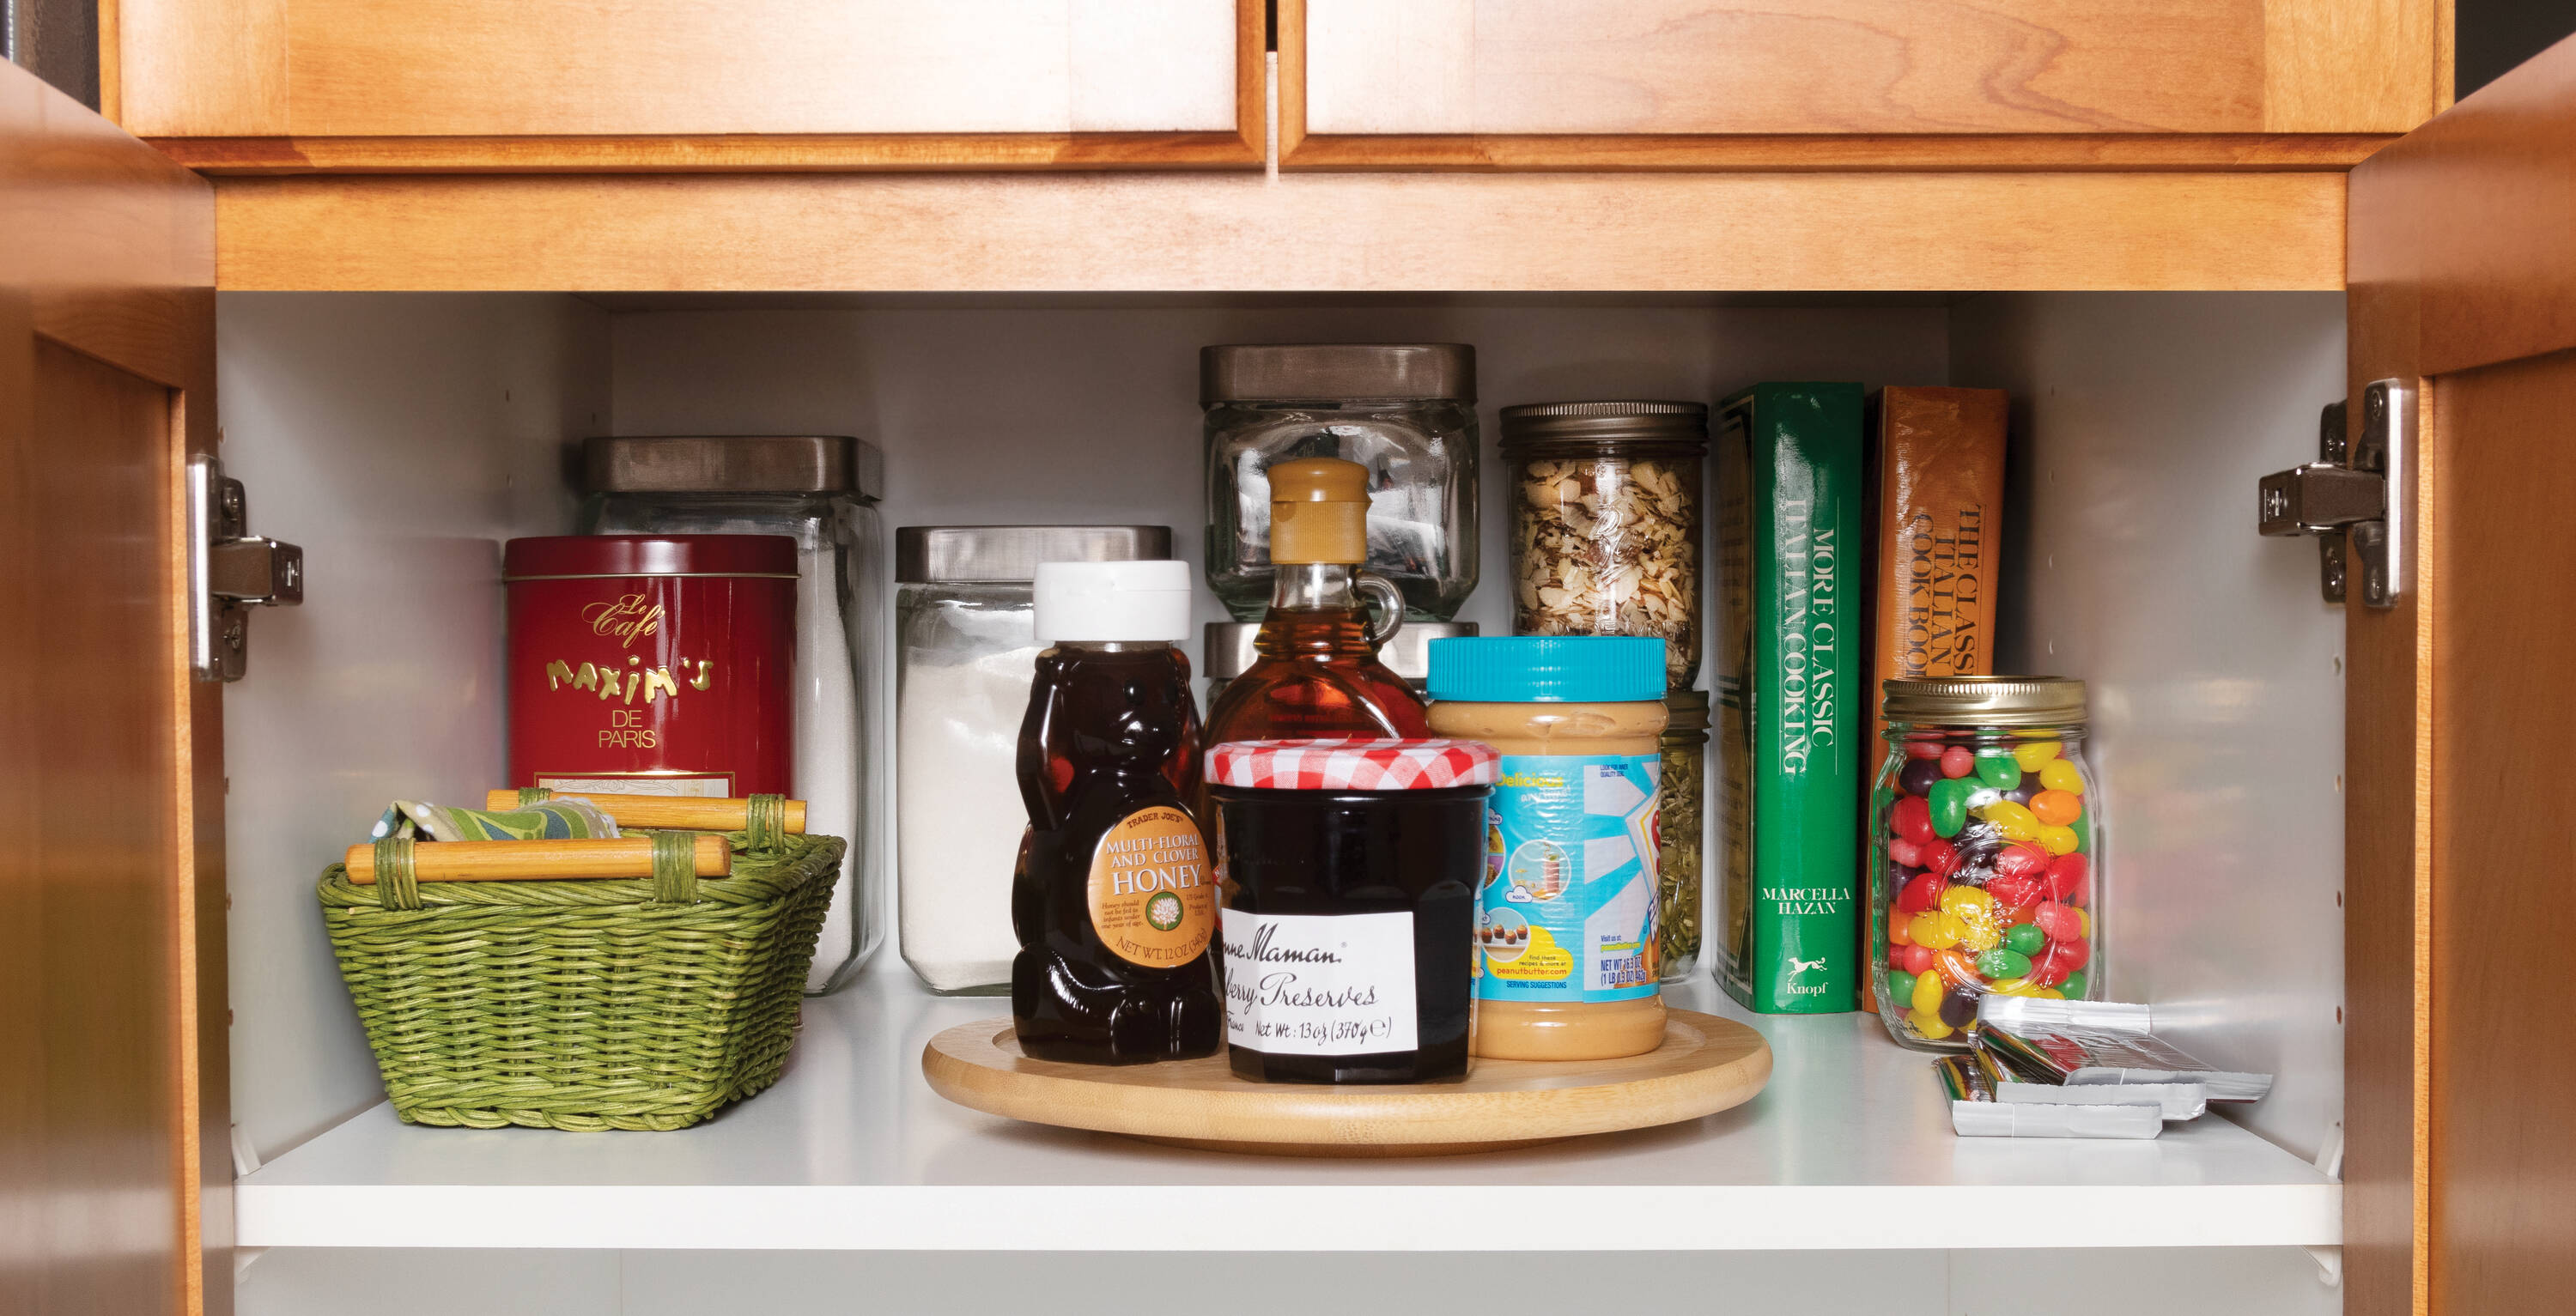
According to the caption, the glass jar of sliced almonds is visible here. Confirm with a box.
[1498,401,1708,690]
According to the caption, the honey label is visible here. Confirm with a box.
[1087,806,1216,968]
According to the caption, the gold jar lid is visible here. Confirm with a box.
[1880,676,2087,727]
[1662,688,1711,734]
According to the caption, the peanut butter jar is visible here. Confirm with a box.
[1426,636,1670,1061]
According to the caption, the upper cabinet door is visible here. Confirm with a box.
[1282,0,2451,170]
[113,0,1264,173]
[2342,30,2576,1316]
[1,58,228,1316]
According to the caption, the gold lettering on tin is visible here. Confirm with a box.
[687,659,714,691]
[581,593,665,648]
[643,669,681,703]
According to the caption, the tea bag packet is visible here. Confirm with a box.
[1976,997,2275,1102]
[371,797,620,844]
[1937,1050,2162,1139]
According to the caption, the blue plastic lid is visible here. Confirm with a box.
[1426,636,1666,704]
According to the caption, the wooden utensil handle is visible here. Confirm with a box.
[343,834,731,884]
[485,789,808,834]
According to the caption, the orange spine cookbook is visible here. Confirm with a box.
[1858,386,2007,1010]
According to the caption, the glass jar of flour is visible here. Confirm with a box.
[894,525,1175,992]
[580,435,884,995]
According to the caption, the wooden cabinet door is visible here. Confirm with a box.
[0,58,228,1316]
[1284,0,2449,170]
[2344,30,2576,1316]
[112,0,1264,173]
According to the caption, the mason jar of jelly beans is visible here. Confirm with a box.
[1870,676,2100,1052]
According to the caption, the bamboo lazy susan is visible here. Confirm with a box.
[922,1010,1771,1156]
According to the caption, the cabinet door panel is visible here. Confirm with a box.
[2,59,227,1316]
[1288,0,2447,170]
[116,0,1262,173]
[2345,30,2576,1316]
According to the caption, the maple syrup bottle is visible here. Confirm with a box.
[1011,560,1222,1064]
[1205,458,1434,743]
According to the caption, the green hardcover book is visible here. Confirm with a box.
[1713,382,1865,1013]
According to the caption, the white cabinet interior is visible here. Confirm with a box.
[216,291,2348,1314]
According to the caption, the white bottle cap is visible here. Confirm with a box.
[1033,559,1193,643]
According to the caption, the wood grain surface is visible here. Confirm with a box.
[206,170,2346,292]
[922,1010,1771,1154]
[2343,32,2576,1316]
[113,0,1265,173]
[341,834,732,884]
[2,61,224,1315]
[1287,0,2446,171]
[481,790,809,834]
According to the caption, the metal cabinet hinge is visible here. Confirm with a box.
[187,454,305,682]
[2259,379,2411,609]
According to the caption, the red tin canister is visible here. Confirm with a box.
[503,535,797,797]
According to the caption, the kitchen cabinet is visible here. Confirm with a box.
[1282,0,2450,170]
[9,12,2576,1316]
[109,0,1264,173]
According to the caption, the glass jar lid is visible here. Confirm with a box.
[1200,343,1475,403]
[584,435,883,500]
[1499,400,1709,454]
[894,525,1172,585]
[1881,676,2088,727]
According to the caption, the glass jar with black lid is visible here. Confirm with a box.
[1207,737,1498,1084]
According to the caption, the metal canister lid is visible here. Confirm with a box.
[501,534,799,580]
[895,525,1172,585]
[1499,400,1709,452]
[1203,621,1477,682]
[1880,676,2088,727]
[584,435,884,500]
[1200,343,1476,404]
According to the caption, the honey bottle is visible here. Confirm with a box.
[1205,458,1432,743]
[1011,560,1222,1064]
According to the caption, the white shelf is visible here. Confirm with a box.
[235,967,2340,1252]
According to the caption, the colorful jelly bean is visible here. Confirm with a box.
[1984,872,2046,907]
[2059,970,2088,999]
[2036,824,2080,856]
[1974,753,2021,789]
[1887,906,1915,946]
[2038,759,2085,794]
[2004,922,2046,955]
[1921,839,1960,876]
[1926,779,1971,837]
[2032,901,2084,942]
[1898,871,1947,913]
[1910,1009,1955,1040]
[1940,746,1975,778]
[1957,918,2002,954]
[1911,967,1945,1013]
[1887,836,1924,868]
[1891,794,1935,843]
[1987,976,2041,998]
[1909,912,1959,950]
[1975,948,2032,979]
[1978,798,2040,836]
[1938,987,1981,1028]
[1996,902,2038,927]
[1905,738,1946,760]
[1936,885,1994,917]
[2044,853,2090,902]
[1899,758,1942,797]
[1888,970,1918,1006]
[1933,949,1980,989]
[2030,789,2083,827]
[2013,741,2063,773]
[1896,943,1935,975]
[1992,844,2050,882]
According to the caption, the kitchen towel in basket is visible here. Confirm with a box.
[368,795,619,842]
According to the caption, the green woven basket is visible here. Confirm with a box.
[317,802,841,1131]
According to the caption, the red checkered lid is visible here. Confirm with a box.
[1206,737,1500,791]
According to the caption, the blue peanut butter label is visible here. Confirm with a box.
[1474,753,1662,1003]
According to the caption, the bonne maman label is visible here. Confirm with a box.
[1220,909,1419,1057]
